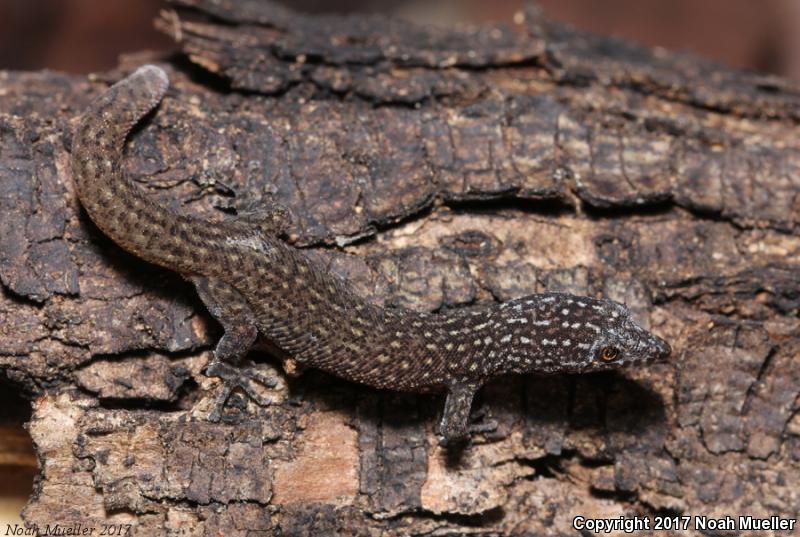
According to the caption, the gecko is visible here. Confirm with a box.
[70,65,671,444]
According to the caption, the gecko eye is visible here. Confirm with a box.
[599,347,620,362]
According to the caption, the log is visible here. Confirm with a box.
[0,1,798,535]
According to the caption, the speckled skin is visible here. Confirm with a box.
[71,66,671,443]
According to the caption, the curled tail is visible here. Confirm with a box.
[71,65,223,274]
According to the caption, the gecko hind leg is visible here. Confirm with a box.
[191,276,278,422]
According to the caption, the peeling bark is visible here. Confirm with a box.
[0,1,798,535]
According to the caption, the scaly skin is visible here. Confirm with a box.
[71,65,671,443]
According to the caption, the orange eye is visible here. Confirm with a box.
[600,347,620,362]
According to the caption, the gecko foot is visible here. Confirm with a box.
[436,406,499,448]
[205,361,278,422]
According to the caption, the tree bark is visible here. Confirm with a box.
[1,1,799,535]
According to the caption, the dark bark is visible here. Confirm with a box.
[0,1,798,535]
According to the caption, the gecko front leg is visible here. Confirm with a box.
[191,276,278,421]
[438,381,497,445]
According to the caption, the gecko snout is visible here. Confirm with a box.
[653,336,671,362]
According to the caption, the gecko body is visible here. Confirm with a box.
[71,66,671,443]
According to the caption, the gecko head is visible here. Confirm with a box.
[516,293,671,374]
[572,297,671,373]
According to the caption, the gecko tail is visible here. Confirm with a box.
[70,65,210,273]
[133,64,169,89]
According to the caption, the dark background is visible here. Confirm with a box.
[0,0,799,82]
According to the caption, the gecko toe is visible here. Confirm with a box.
[466,404,499,435]
[469,418,498,435]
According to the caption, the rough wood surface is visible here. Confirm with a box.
[1,1,798,535]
